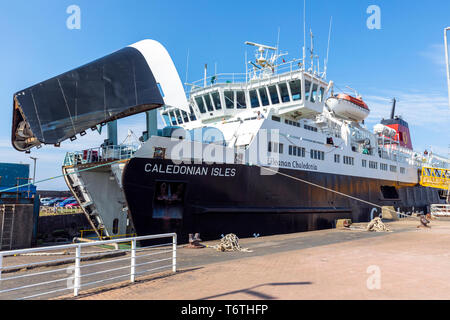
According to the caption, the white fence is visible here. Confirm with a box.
[0,233,177,300]
[431,204,450,217]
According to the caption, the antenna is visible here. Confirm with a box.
[303,0,306,70]
[185,48,190,93]
[324,16,333,79]
[245,41,277,51]
[310,29,314,72]
[245,41,277,69]
[276,27,281,58]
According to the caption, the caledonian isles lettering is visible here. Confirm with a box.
[145,163,237,177]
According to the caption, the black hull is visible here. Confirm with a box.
[122,158,443,244]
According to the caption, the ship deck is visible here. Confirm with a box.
[54,217,450,300]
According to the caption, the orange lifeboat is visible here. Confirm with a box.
[326,94,370,121]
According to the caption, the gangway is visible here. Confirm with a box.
[420,166,450,190]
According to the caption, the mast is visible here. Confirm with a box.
[324,16,333,79]
[445,27,450,108]
[302,0,306,70]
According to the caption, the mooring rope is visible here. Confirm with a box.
[254,164,417,220]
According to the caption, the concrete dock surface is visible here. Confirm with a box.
[66,218,450,300]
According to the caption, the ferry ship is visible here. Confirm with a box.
[11,39,449,243]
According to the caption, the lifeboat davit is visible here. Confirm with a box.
[326,94,370,121]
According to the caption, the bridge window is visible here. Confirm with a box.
[289,80,302,101]
[259,88,270,106]
[310,84,318,103]
[169,111,178,125]
[279,83,290,103]
[400,167,406,174]
[250,90,260,108]
[305,80,311,101]
[162,112,170,126]
[362,159,367,167]
[268,85,280,105]
[175,110,183,124]
[195,97,206,113]
[189,106,197,121]
[182,111,189,123]
[390,165,397,172]
[224,91,235,109]
[212,91,222,110]
[369,161,378,169]
[204,94,214,112]
[380,163,388,171]
[236,91,247,109]
[319,87,325,102]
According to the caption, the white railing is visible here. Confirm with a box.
[189,59,305,91]
[431,204,450,217]
[0,233,177,300]
[63,144,139,166]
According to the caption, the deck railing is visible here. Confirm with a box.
[63,144,139,166]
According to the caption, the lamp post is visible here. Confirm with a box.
[30,157,38,185]
[445,27,450,108]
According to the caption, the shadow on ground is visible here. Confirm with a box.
[200,281,313,300]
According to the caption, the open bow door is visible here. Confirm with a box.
[11,39,188,152]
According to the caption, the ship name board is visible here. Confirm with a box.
[145,163,237,177]
[268,158,318,171]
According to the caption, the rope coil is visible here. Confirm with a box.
[210,234,253,252]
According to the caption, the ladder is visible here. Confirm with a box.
[0,205,15,251]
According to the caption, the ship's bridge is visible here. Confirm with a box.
[161,60,330,127]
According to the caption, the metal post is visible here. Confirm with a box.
[172,234,177,273]
[131,239,136,283]
[0,253,3,281]
[30,157,38,185]
[445,27,450,109]
[74,245,81,297]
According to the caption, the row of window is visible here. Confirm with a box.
[285,119,301,127]
[273,116,319,132]
[269,142,406,174]
[310,149,325,160]
[343,156,355,166]
[288,145,306,157]
[336,155,406,173]
[194,79,325,114]
[304,124,318,132]
[162,106,197,126]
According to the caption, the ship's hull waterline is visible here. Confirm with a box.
[122,158,442,244]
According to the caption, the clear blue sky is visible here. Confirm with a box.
[0,0,449,190]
